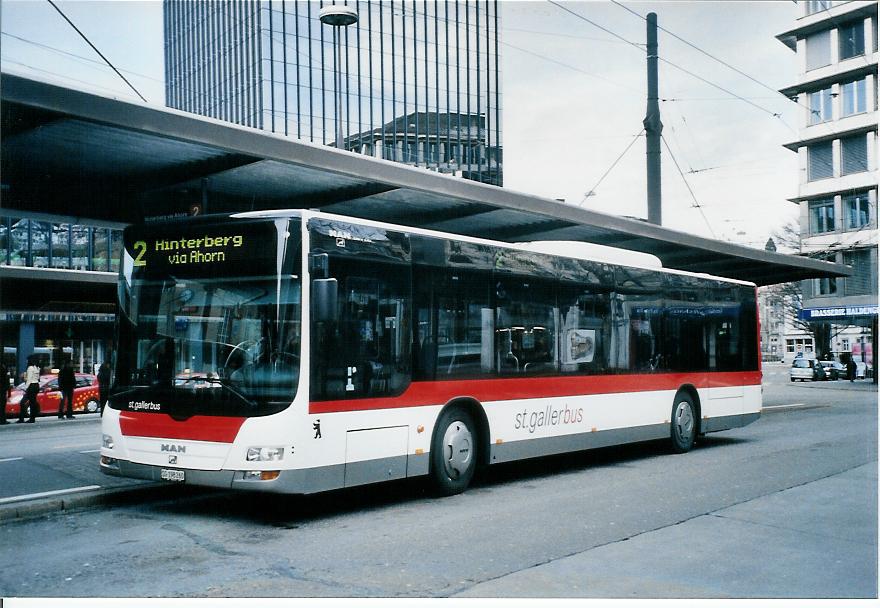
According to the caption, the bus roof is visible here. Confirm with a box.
[231,209,756,286]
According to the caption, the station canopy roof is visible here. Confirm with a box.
[1,71,849,286]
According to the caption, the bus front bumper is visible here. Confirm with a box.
[100,457,343,495]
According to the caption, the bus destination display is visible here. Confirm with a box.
[125,220,277,278]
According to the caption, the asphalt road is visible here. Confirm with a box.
[0,364,876,598]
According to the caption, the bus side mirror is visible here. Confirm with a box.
[312,279,338,323]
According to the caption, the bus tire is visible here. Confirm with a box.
[670,392,697,453]
[430,405,477,496]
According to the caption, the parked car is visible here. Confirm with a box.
[5,373,101,418]
[790,358,823,381]
[819,360,845,380]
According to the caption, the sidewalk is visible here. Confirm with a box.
[786,378,878,392]
[458,462,878,598]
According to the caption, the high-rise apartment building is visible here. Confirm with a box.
[776,0,878,368]
[164,1,502,185]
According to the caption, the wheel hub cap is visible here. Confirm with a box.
[675,401,694,440]
[442,420,473,479]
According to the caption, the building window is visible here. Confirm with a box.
[814,276,838,295]
[31,221,51,268]
[805,0,832,16]
[840,134,868,175]
[787,338,815,354]
[809,87,833,124]
[71,225,90,270]
[843,249,872,295]
[873,16,879,53]
[808,141,833,181]
[841,78,867,117]
[810,199,836,234]
[8,218,29,266]
[839,19,866,60]
[805,29,831,71]
[842,338,850,351]
[844,192,872,229]
[0,217,8,265]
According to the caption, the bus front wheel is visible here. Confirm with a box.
[430,406,477,496]
[670,393,697,453]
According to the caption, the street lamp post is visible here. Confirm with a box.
[319,5,358,150]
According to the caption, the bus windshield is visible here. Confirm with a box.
[112,218,301,417]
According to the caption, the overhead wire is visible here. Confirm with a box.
[44,0,147,103]
[551,0,799,131]
[610,0,795,99]
[663,113,695,173]
[658,57,795,131]
[543,0,800,230]
[660,134,717,238]
[546,0,644,52]
[503,41,640,93]
[0,59,146,99]
[610,0,869,157]
[578,129,645,206]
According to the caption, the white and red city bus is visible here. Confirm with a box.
[100,210,761,495]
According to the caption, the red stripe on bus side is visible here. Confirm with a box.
[309,370,762,414]
[119,411,246,443]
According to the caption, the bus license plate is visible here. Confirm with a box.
[160,469,185,482]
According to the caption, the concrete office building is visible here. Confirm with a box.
[776,0,878,369]
[164,0,503,185]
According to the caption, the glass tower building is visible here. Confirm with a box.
[164,1,503,185]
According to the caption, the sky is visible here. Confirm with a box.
[0,0,802,251]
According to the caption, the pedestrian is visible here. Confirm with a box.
[847,357,857,382]
[18,357,41,423]
[0,362,9,425]
[58,359,76,419]
[97,360,111,416]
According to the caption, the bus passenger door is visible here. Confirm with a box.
[707,319,744,417]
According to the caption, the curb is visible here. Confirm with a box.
[0,482,200,523]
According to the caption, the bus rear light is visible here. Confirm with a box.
[247,446,284,461]
[243,470,280,481]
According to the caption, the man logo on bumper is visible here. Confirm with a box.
[168,455,178,465]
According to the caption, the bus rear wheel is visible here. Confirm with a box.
[670,393,697,453]
[430,406,477,496]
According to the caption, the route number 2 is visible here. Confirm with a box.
[133,240,147,267]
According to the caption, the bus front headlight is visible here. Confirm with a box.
[246,446,284,461]
[102,434,114,449]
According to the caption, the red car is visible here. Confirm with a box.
[5,373,102,418]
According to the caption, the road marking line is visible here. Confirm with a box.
[0,457,24,463]
[79,449,101,454]
[764,403,805,410]
[0,485,102,505]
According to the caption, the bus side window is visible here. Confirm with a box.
[615,267,665,373]
[558,286,611,374]
[494,278,557,376]
[433,269,491,379]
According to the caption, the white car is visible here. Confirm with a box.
[790,358,821,381]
